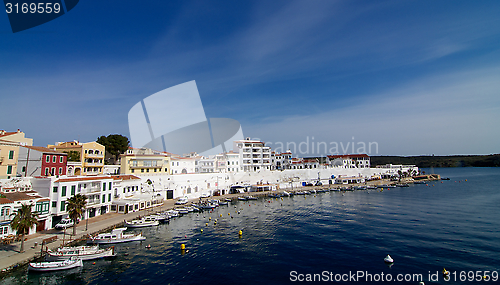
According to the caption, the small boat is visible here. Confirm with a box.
[124,218,159,228]
[46,245,115,261]
[384,255,394,263]
[413,181,426,184]
[366,186,377,190]
[268,193,280,198]
[224,198,232,202]
[175,197,189,205]
[282,191,291,197]
[87,227,146,244]
[29,257,83,272]
[246,196,257,200]
[396,184,409,187]
[165,210,179,218]
[218,201,229,206]
[238,197,247,201]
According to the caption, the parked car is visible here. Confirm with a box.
[55,219,74,230]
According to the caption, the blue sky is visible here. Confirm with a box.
[1,0,499,156]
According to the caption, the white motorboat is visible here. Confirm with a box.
[237,197,247,201]
[175,197,189,205]
[246,196,257,200]
[46,245,116,261]
[384,255,394,263]
[124,218,159,228]
[29,257,83,272]
[87,227,146,244]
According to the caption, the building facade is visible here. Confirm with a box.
[17,146,68,177]
[119,147,170,175]
[48,141,105,175]
[233,139,272,172]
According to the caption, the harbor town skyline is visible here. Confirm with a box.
[1,1,499,156]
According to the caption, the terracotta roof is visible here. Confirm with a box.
[22,145,68,155]
[37,198,50,202]
[2,192,41,201]
[0,131,18,138]
[112,175,141,181]
[55,176,113,183]
[0,198,13,204]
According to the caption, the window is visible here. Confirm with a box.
[52,155,56,163]
[131,169,134,173]
[102,195,105,203]
[45,168,49,176]
[7,165,12,175]
[61,186,67,197]
[103,183,106,191]
[46,155,50,163]
[53,186,58,193]
[51,167,55,175]
[60,156,64,163]
[109,182,112,190]
[51,201,56,208]
[59,167,63,174]
[71,185,76,195]
[108,193,111,202]
[8,150,14,159]
[22,166,26,173]
[60,201,65,211]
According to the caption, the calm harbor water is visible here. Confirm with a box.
[1,167,499,284]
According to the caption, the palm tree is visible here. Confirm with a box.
[10,204,38,253]
[66,194,87,236]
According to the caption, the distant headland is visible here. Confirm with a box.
[372,154,500,168]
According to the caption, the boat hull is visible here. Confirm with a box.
[29,258,83,272]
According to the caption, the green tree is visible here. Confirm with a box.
[97,134,130,163]
[66,194,87,236]
[10,204,38,253]
[63,150,81,162]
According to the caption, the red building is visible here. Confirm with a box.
[17,146,68,177]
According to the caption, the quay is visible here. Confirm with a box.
[0,177,440,275]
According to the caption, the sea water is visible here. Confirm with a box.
[2,167,499,284]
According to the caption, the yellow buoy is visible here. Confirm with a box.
[228,213,230,215]
[201,229,203,233]
[205,223,208,226]
[220,214,222,217]
[181,244,185,250]
[239,230,243,236]
[209,217,211,220]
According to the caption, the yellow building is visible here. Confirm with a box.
[0,130,33,179]
[48,141,105,175]
[119,147,170,175]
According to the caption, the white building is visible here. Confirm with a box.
[195,156,216,173]
[327,154,371,168]
[233,138,271,172]
[32,176,115,228]
[170,157,196,174]
[214,151,240,173]
[0,190,51,237]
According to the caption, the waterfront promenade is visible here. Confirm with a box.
[0,199,177,273]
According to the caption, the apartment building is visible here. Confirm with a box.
[17,146,68,177]
[119,147,170,175]
[0,129,33,179]
[48,141,105,175]
[233,139,271,172]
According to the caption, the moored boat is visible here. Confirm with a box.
[29,257,83,272]
[87,227,146,244]
[46,245,115,261]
